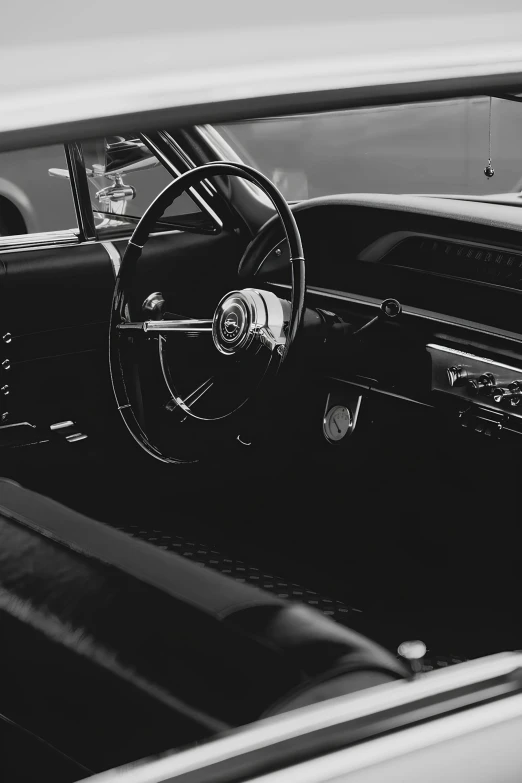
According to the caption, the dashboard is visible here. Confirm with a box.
[239,193,522,446]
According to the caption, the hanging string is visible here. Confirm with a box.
[484,97,495,178]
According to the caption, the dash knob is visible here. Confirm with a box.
[380,298,402,319]
[398,639,426,678]
[447,365,469,387]
[142,292,165,320]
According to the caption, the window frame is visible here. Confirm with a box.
[68,132,227,244]
[0,130,230,255]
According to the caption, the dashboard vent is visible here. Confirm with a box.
[383,235,522,289]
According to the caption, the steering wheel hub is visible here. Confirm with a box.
[212,288,289,356]
[213,292,251,354]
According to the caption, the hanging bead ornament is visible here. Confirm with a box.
[484,97,495,178]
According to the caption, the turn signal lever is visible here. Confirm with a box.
[351,298,402,337]
[328,298,402,341]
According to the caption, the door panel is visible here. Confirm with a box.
[3,242,113,333]
[0,229,246,431]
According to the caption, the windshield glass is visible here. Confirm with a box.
[215,96,522,202]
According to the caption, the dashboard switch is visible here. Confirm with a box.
[491,381,522,405]
[466,373,496,395]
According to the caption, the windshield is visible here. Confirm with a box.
[215,96,522,202]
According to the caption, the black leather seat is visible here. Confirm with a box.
[0,479,406,777]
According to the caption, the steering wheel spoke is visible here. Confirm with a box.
[164,374,216,417]
[118,318,213,335]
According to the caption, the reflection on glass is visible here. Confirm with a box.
[81,135,199,234]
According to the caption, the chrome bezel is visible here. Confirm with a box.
[212,288,287,356]
[323,404,354,444]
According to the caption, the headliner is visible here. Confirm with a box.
[1,1,522,150]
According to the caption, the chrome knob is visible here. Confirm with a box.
[467,373,496,395]
[1,360,10,371]
[398,639,426,678]
[380,298,402,319]
[2,333,11,344]
[447,365,469,387]
[142,291,165,320]
[491,381,522,405]
[1,385,9,396]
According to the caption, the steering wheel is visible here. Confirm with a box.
[109,162,305,463]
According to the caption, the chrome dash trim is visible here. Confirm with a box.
[101,241,121,278]
[327,376,434,408]
[0,229,79,254]
[427,343,522,375]
[255,239,287,276]
[270,282,522,346]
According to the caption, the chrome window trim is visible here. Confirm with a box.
[0,229,80,252]
[270,282,522,346]
[93,226,185,245]
[0,227,186,256]
[86,653,522,783]
[65,140,97,242]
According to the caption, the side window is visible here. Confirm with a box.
[0,144,77,236]
[80,135,200,237]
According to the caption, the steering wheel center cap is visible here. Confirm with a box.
[213,288,288,356]
[213,293,252,354]
[222,306,243,340]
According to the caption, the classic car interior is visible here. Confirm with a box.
[1,95,522,781]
